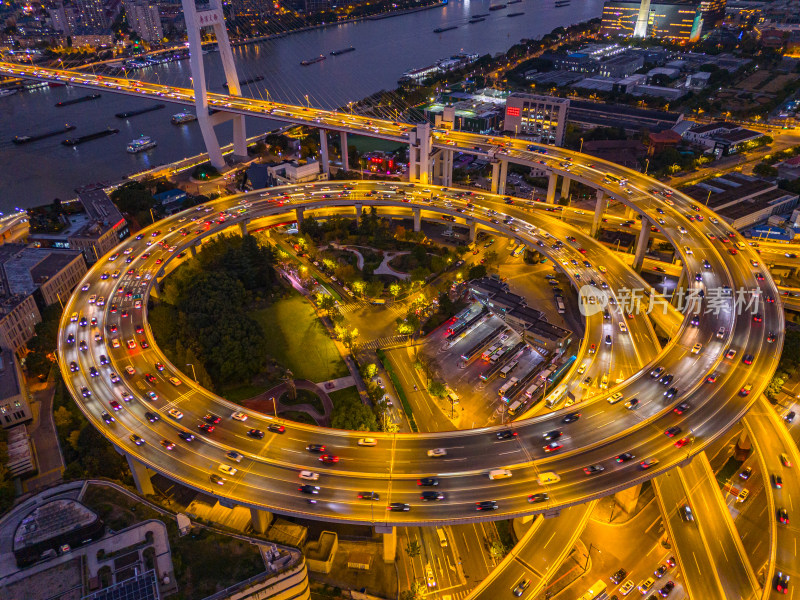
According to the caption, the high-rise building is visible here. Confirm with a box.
[48,2,72,34]
[76,0,110,30]
[124,0,163,42]
[503,94,569,146]
[699,0,726,29]
[601,0,703,42]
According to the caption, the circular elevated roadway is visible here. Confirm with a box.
[57,152,783,526]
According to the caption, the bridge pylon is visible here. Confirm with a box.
[181,0,248,169]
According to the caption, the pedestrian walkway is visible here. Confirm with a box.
[358,334,410,350]
[318,375,355,392]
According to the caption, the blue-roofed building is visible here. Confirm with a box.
[153,189,188,215]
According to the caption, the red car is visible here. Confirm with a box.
[674,437,692,448]
[320,455,339,464]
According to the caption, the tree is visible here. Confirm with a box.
[405,540,422,558]
[489,539,509,559]
[468,264,487,280]
[428,381,448,397]
[331,394,378,431]
[361,363,378,380]
[389,282,401,298]
[483,250,500,270]
[366,280,384,298]
[753,162,779,177]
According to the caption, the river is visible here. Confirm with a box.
[0,0,603,212]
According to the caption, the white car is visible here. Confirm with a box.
[125,366,136,375]
[427,448,447,457]
[218,464,238,476]
[358,438,377,447]
[299,470,320,481]
[619,580,635,596]
[167,408,183,420]
[231,411,248,422]
[426,565,436,588]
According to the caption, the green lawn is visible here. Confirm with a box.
[328,386,361,407]
[251,292,349,382]
[222,383,270,403]
[280,410,317,425]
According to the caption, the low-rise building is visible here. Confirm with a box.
[598,52,645,78]
[0,245,87,310]
[0,348,32,429]
[776,155,800,180]
[27,187,129,264]
[567,99,683,134]
[682,173,800,229]
[0,294,41,353]
[503,94,569,145]
[266,160,326,184]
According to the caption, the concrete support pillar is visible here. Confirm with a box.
[498,160,508,196]
[239,221,248,237]
[671,269,687,308]
[413,208,421,232]
[615,483,642,515]
[408,123,431,184]
[250,508,272,534]
[625,204,636,220]
[591,189,606,237]
[490,161,500,194]
[632,224,650,271]
[296,207,304,227]
[355,203,362,226]
[560,175,571,200]
[190,244,197,257]
[546,172,558,204]
[377,526,396,563]
[232,115,247,160]
[319,129,329,176]
[127,454,154,496]
[469,220,478,242]
[340,131,349,171]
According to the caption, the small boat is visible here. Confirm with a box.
[488,4,507,10]
[0,89,18,98]
[301,55,326,66]
[469,17,486,23]
[472,12,489,16]
[223,75,265,88]
[126,135,157,153]
[331,46,356,56]
[434,26,458,33]
[115,104,165,119]
[171,112,197,124]
[507,11,524,16]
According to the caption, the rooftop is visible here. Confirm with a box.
[13,500,99,551]
[0,347,23,402]
[0,245,83,297]
[77,187,125,229]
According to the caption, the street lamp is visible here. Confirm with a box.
[579,137,584,153]
[644,158,650,175]
[583,542,600,571]
[270,396,277,417]
[705,189,712,206]
[304,94,309,108]
[186,363,197,382]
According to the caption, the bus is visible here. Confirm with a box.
[603,173,628,187]
[577,580,608,600]
[544,384,568,409]
[499,361,518,378]
[555,296,566,314]
[498,377,519,397]
[507,399,524,416]
[511,244,525,257]
[547,355,577,385]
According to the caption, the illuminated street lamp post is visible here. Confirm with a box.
[186,363,197,382]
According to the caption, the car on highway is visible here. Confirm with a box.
[680,505,694,521]
[427,448,447,457]
[674,436,693,448]
[357,491,379,500]
[219,464,238,476]
[616,453,634,463]
[528,493,549,503]
[109,400,122,412]
[781,453,792,467]
[607,392,624,404]
[144,373,157,384]
[665,426,681,438]
[299,471,319,481]
[268,424,286,434]
[543,430,562,441]
[496,430,518,440]
[388,503,410,512]
[299,484,320,495]
[476,500,498,511]
[306,444,325,452]
[562,412,581,423]
[130,434,145,446]
[144,411,159,423]
[421,491,445,501]
[740,466,752,480]
[198,423,215,433]
[358,438,377,446]
[673,402,691,415]
[226,451,243,463]
[584,464,604,475]
[654,565,667,578]
[161,439,176,451]
[664,387,679,399]
[706,372,718,384]
[319,454,339,464]
[773,474,783,488]
[623,398,640,410]
[231,411,248,421]
[611,569,627,584]
[203,413,221,424]
[775,572,790,594]
[640,458,659,469]
[543,441,562,453]
[178,431,195,442]
[167,408,183,420]
[778,508,789,524]
[659,373,674,386]
[512,579,529,597]
[418,477,439,486]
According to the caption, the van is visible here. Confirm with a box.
[488,469,512,480]
[436,528,448,548]
[536,471,561,486]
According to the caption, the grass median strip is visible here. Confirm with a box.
[376,349,417,432]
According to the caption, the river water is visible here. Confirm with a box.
[0,0,603,212]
